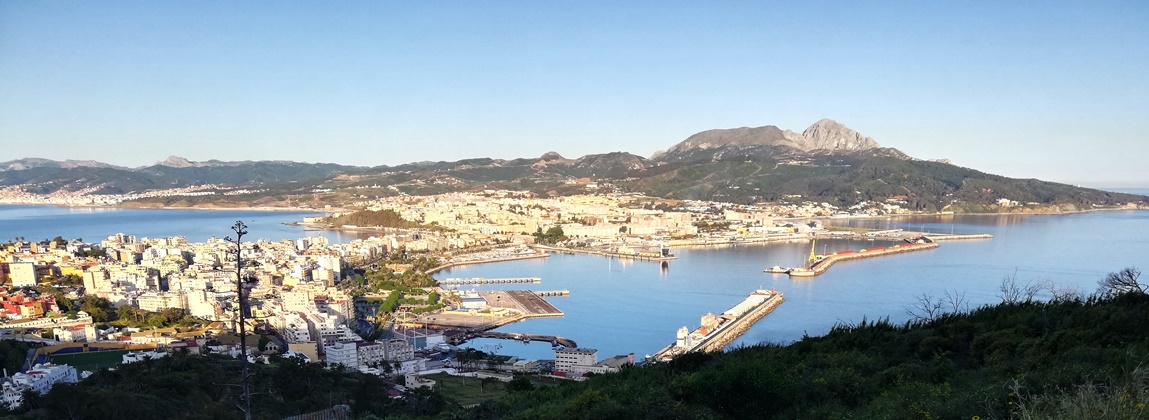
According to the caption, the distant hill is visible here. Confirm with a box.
[4,123,1145,211]
[0,157,362,194]
[0,157,129,172]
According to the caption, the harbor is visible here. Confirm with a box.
[652,290,785,361]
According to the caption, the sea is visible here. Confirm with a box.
[0,205,356,244]
[2,200,1147,362]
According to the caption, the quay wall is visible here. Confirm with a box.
[653,292,784,360]
[697,292,785,353]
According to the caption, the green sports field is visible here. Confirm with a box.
[47,350,129,372]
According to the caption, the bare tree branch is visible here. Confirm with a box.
[1098,267,1145,296]
[943,289,969,313]
[906,293,945,322]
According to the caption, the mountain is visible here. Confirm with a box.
[3,120,1145,212]
[138,158,361,186]
[654,119,884,163]
[0,158,129,171]
[0,157,363,194]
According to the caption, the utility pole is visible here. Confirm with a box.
[225,221,252,420]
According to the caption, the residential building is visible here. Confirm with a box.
[555,347,598,375]
[1,363,78,409]
[324,341,358,368]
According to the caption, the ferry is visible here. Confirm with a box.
[763,265,790,274]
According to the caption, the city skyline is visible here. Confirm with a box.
[2,2,1147,187]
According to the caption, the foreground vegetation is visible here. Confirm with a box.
[477,291,1149,419]
[7,272,1149,418]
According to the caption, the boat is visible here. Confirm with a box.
[763,265,790,274]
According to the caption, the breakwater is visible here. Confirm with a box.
[532,245,677,261]
[652,290,784,361]
[788,241,939,277]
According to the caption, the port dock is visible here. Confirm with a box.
[652,290,784,361]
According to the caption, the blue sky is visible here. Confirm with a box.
[1,2,1147,187]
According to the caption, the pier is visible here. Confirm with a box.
[652,290,784,361]
[533,245,678,261]
[438,277,542,286]
[787,241,939,277]
[922,233,994,241]
[474,331,577,348]
[533,290,570,297]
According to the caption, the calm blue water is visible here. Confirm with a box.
[0,205,359,243]
[444,210,1149,361]
[4,204,1146,363]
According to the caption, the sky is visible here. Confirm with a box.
[1,2,1147,187]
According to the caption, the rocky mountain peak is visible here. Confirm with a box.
[159,156,195,168]
[539,151,566,161]
[800,119,881,151]
[654,119,886,163]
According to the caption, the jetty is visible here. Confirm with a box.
[787,240,939,277]
[474,331,577,348]
[533,244,678,261]
[921,233,994,241]
[652,290,784,361]
[438,277,541,286]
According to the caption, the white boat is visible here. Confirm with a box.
[763,265,789,274]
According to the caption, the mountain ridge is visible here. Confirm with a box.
[3,120,1146,211]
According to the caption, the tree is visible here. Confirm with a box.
[506,376,535,393]
[1098,267,1145,296]
[80,296,114,323]
[998,271,1044,304]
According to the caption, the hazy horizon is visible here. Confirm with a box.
[2,2,1147,187]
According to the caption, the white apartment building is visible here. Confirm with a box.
[281,313,312,343]
[356,341,384,369]
[9,262,37,287]
[1,364,78,409]
[137,291,187,312]
[324,341,358,368]
[555,348,599,375]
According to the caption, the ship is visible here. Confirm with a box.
[763,265,790,274]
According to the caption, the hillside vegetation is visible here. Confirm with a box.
[475,291,1149,419]
[621,155,1145,209]
[8,284,1149,419]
